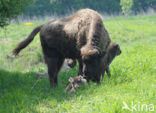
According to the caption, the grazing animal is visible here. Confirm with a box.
[66,75,87,92]
[102,42,122,78]
[12,9,111,87]
[62,43,121,79]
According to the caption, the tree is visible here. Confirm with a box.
[0,0,32,28]
[132,0,156,13]
[120,0,133,15]
[24,0,121,16]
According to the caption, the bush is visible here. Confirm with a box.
[120,0,133,15]
[132,0,156,13]
[0,0,32,28]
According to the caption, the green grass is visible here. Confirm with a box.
[0,15,156,113]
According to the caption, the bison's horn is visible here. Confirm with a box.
[93,46,106,57]
[82,49,100,58]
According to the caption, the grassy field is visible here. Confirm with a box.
[0,15,156,113]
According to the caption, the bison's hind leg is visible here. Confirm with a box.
[45,56,64,88]
[40,36,64,88]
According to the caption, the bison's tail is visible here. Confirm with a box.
[12,24,43,56]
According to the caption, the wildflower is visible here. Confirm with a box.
[24,22,33,26]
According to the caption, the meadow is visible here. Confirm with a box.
[0,15,156,113]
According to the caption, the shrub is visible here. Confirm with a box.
[120,0,133,15]
[0,0,32,28]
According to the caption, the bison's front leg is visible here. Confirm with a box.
[45,57,64,88]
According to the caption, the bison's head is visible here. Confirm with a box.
[107,43,122,56]
[81,47,105,82]
[66,75,87,92]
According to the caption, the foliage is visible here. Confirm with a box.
[23,0,156,16]
[0,0,32,28]
[0,15,156,112]
[24,0,121,16]
[132,0,156,13]
[120,0,133,15]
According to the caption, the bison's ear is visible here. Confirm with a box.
[69,77,74,83]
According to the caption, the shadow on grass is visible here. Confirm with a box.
[0,69,93,112]
[0,69,62,111]
[0,67,126,112]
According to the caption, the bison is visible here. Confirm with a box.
[101,42,122,78]
[66,75,87,93]
[12,9,111,87]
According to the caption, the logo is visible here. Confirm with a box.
[122,101,155,112]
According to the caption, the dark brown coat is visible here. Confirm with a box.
[101,43,121,78]
[12,9,111,87]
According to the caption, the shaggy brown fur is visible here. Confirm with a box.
[12,9,111,87]
[64,43,121,78]
[101,43,121,78]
